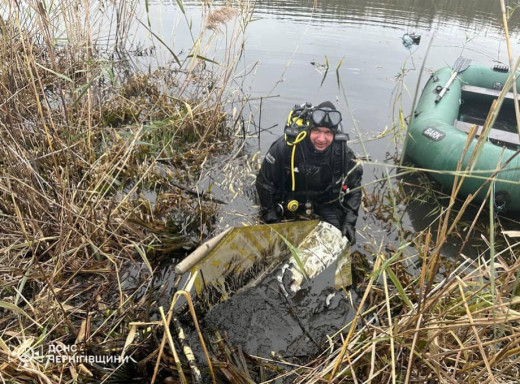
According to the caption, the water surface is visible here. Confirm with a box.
[145,0,520,307]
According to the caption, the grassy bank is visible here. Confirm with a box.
[0,0,250,382]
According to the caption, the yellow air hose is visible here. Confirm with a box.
[286,130,307,192]
[283,108,309,212]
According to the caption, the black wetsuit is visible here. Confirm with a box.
[255,132,362,231]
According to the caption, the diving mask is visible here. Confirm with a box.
[311,108,342,128]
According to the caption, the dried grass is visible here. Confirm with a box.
[0,0,247,382]
[205,6,240,31]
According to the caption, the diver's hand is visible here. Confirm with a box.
[342,223,356,245]
[262,208,281,224]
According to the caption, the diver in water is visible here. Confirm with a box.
[255,101,363,245]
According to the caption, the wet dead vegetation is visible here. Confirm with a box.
[0,0,249,382]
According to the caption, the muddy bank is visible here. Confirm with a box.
[186,258,358,381]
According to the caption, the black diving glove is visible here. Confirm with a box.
[342,223,356,245]
[262,208,281,224]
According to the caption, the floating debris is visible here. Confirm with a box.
[402,32,421,49]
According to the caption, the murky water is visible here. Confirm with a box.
[143,0,520,365]
[138,0,520,231]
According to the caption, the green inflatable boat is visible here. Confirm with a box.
[405,60,520,212]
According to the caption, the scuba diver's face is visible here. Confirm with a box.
[309,127,334,151]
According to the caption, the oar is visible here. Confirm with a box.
[435,57,471,103]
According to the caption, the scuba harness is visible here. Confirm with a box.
[281,102,351,215]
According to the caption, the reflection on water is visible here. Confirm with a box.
[169,0,520,34]
[255,0,507,31]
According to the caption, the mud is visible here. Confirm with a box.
[202,259,357,359]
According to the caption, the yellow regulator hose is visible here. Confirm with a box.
[286,130,307,191]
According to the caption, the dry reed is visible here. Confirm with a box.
[0,0,248,382]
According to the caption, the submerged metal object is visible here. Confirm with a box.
[278,221,350,293]
[176,220,351,305]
